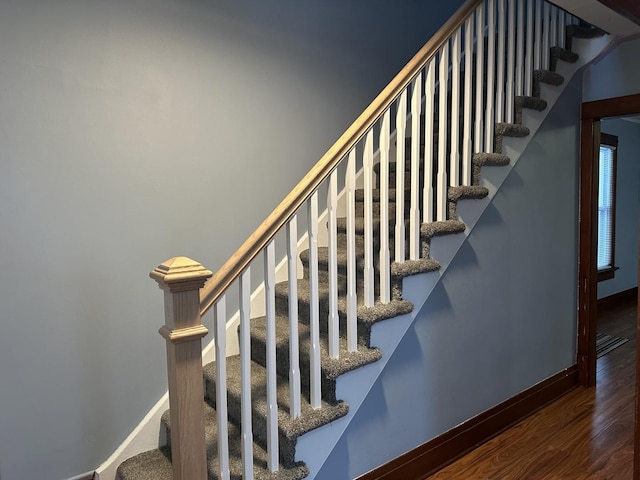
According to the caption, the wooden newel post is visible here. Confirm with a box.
[150,257,212,480]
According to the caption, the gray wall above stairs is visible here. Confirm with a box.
[583,37,640,102]
[316,73,583,480]
[0,1,465,479]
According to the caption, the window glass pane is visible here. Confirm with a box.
[597,143,615,271]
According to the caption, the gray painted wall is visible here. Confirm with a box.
[0,1,465,478]
[597,118,640,299]
[583,37,640,101]
[317,73,583,479]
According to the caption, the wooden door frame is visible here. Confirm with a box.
[577,92,640,476]
[578,93,640,387]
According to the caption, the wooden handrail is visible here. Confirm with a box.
[199,0,483,315]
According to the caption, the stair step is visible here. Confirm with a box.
[448,185,489,202]
[421,220,466,239]
[274,277,413,346]
[494,123,530,153]
[448,185,490,220]
[472,153,510,185]
[514,96,548,124]
[532,69,564,97]
[249,315,383,404]
[118,402,309,480]
[549,46,579,72]
[204,356,348,467]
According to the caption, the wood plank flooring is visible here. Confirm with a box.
[426,298,637,480]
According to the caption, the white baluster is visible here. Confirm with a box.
[525,0,534,95]
[327,170,339,358]
[346,150,358,352]
[462,17,473,187]
[558,10,566,49]
[450,29,461,188]
[395,91,407,262]
[474,3,485,154]
[485,0,496,152]
[550,4,558,48]
[307,193,321,409]
[215,297,231,480]
[542,2,550,69]
[423,59,436,220]
[239,270,254,480]
[437,42,449,221]
[264,241,279,471]
[495,0,506,124]
[506,0,516,123]
[410,73,422,260]
[534,0,542,71]
[515,0,525,97]
[363,130,375,307]
[286,218,301,419]
[379,111,391,303]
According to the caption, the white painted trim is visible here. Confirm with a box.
[65,472,95,480]
[94,393,167,480]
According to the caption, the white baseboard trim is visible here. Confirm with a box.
[94,393,168,480]
[65,472,95,480]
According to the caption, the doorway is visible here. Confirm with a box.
[577,92,640,478]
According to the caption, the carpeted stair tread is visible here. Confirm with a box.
[514,96,548,112]
[514,96,548,124]
[448,185,489,201]
[494,123,530,153]
[532,70,564,97]
[249,314,383,403]
[448,186,490,220]
[549,46,579,72]
[472,153,511,185]
[390,258,441,278]
[203,356,348,466]
[420,220,467,258]
[473,152,511,167]
[274,278,413,334]
[534,69,564,86]
[494,123,530,138]
[161,405,309,478]
[117,448,173,480]
[421,220,466,238]
[119,403,309,480]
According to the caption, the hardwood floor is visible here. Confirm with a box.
[426,298,637,480]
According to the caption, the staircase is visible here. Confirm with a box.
[115,1,609,479]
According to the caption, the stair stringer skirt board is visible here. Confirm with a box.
[292,33,614,479]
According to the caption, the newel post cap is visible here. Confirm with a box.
[150,256,213,293]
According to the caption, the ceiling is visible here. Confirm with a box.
[552,0,640,37]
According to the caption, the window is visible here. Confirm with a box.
[597,132,618,281]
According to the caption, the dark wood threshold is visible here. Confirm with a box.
[357,365,579,480]
[597,287,638,311]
